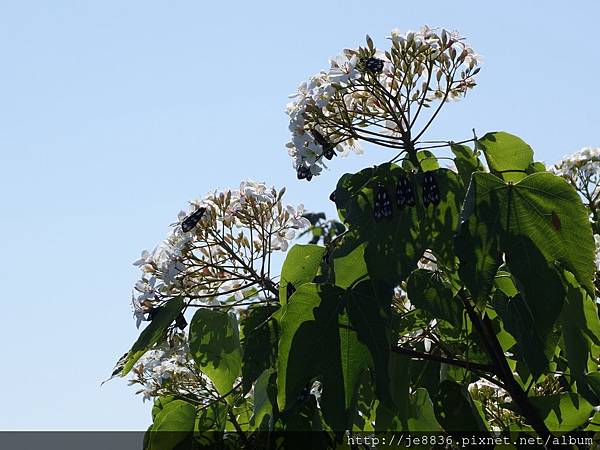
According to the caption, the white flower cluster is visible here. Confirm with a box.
[131,180,310,328]
[129,332,201,401]
[286,26,481,180]
[550,147,600,204]
[550,147,600,182]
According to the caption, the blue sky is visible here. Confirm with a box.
[1,0,598,430]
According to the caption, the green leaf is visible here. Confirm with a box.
[456,172,596,336]
[585,411,600,431]
[333,164,464,286]
[152,395,178,422]
[586,372,600,402]
[276,283,388,431]
[406,269,463,327]
[494,270,519,297]
[433,380,488,431]
[417,150,439,172]
[407,388,443,432]
[347,280,394,408]
[193,402,228,447]
[146,400,196,450]
[196,402,228,432]
[477,131,533,183]
[450,143,483,187]
[494,290,548,377]
[250,369,276,430]
[527,161,547,174]
[528,393,593,432]
[559,270,600,401]
[331,234,368,289]
[119,297,184,376]
[189,309,242,399]
[279,244,327,303]
[240,305,279,394]
[374,353,410,431]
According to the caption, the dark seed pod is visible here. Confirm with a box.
[322,146,337,160]
[373,183,393,220]
[365,57,384,74]
[181,207,207,232]
[396,174,415,208]
[297,385,311,403]
[297,165,313,181]
[286,282,296,300]
[329,190,336,203]
[175,313,187,330]
[551,211,561,231]
[311,129,337,160]
[422,172,441,207]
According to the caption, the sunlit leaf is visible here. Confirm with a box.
[477,131,533,183]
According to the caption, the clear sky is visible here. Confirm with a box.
[1,0,598,431]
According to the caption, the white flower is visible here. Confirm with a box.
[130,180,310,327]
[286,27,481,180]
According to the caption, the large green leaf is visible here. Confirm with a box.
[456,171,596,337]
[276,282,392,430]
[331,233,368,289]
[145,399,196,450]
[406,269,463,327]
[494,290,548,377]
[152,395,178,422]
[477,131,533,183]
[332,164,464,286]
[250,369,276,430]
[240,305,279,394]
[276,283,364,430]
[118,296,184,376]
[279,244,327,303]
[196,402,228,432]
[346,280,394,408]
[194,402,228,447]
[189,309,242,399]
[528,393,593,432]
[407,388,443,432]
[450,143,484,188]
[454,177,502,307]
[559,270,600,402]
[433,380,488,431]
[374,353,410,431]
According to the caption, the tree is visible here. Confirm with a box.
[110,26,600,448]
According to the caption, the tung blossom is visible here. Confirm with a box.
[286,26,481,181]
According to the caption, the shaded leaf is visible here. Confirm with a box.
[189,309,242,399]
[528,393,593,432]
[433,380,488,431]
[559,270,600,402]
[456,172,595,339]
[240,305,279,394]
[118,297,184,377]
[276,284,368,430]
[407,269,463,327]
[450,143,484,188]
[333,164,464,287]
[494,290,548,377]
